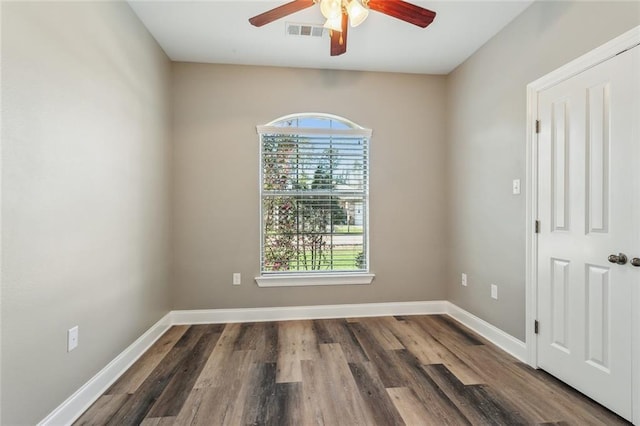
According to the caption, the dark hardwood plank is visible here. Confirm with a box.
[430,315,485,345]
[349,321,407,388]
[352,320,470,424]
[423,363,530,424]
[241,362,303,426]
[512,363,630,425]
[312,319,334,344]
[74,394,129,425]
[440,337,628,425]
[254,321,279,363]
[348,361,406,425]
[105,325,188,395]
[398,316,484,385]
[358,316,405,350]
[240,380,304,426]
[315,318,369,363]
[174,349,255,425]
[276,382,304,426]
[104,325,208,425]
[317,343,376,425]
[392,349,471,425]
[416,315,514,365]
[192,323,242,389]
[387,318,450,364]
[76,315,629,426]
[145,324,222,417]
[234,322,262,351]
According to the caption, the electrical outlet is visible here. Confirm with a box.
[233,273,241,286]
[461,273,467,287]
[512,179,521,195]
[491,284,498,300]
[68,326,79,352]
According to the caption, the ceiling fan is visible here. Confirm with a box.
[249,0,436,56]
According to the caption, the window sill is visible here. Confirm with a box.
[255,273,375,288]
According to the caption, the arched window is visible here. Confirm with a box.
[255,113,373,287]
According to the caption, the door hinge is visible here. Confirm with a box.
[535,120,541,134]
[535,220,540,233]
[534,320,539,334]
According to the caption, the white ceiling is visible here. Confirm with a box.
[128,0,533,75]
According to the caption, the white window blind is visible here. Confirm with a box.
[258,114,371,275]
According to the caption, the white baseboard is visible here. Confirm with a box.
[170,300,448,324]
[40,301,526,425]
[38,313,173,426]
[445,302,527,362]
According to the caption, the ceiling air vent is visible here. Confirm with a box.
[286,22,325,38]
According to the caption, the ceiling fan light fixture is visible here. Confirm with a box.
[249,0,437,57]
[320,0,342,20]
[346,0,369,27]
[323,15,343,32]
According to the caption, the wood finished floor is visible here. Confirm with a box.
[75,315,629,425]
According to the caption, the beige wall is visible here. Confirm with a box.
[172,64,448,309]
[446,1,640,340]
[1,2,172,424]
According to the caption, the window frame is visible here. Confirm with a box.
[255,113,374,287]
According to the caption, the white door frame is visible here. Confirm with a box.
[525,25,640,424]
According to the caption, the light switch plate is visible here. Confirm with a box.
[68,326,79,352]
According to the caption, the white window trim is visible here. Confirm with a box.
[257,113,374,287]
[255,273,375,287]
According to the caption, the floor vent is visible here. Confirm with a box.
[286,22,325,38]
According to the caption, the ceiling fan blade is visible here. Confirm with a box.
[367,0,436,28]
[330,13,348,56]
[249,0,315,27]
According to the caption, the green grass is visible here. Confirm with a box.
[263,240,365,272]
[333,225,363,234]
[293,246,362,270]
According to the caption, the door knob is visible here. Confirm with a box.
[631,258,640,267]
[608,253,628,265]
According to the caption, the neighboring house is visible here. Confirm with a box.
[341,199,363,227]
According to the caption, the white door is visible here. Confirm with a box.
[537,45,639,421]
